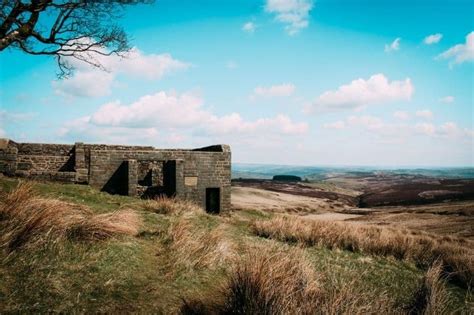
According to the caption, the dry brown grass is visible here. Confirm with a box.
[168,216,235,270]
[252,216,473,288]
[406,261,451,315]
[180,245,396,315]
[143,196,201,215]
[0,182,140,250]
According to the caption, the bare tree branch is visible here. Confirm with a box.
[0,0,153,78]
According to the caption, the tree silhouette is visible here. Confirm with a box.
[0,0,152,77]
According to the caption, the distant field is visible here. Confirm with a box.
[232,175,474,240]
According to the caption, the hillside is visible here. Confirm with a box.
[0,176,472,313]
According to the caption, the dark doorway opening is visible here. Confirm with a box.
[102,162,128,195]
[163,160,177,197]
[206,188,220,214]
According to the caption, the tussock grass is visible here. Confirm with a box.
[252,216,473,288]
[0,182,140,250]
[168,216,235,270]
[143,196,201,215]
[180,246,397,314]
[407,261,451,315]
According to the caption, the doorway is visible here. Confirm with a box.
[205,188,220,214]
[163,160,177,197]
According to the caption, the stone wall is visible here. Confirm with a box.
[86,147,231,211]
[0,140,76,182]
[0,138,231,213]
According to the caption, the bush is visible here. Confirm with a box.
[272,175,302,182]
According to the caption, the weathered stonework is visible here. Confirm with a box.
[0,139,231,214]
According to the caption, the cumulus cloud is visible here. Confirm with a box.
[205,113,308,135]
[252,83,296,98]
[439,95,455,103]
[60,90,308,145]
[438,31,474,65]
[393,110,410,120]
[242,22,256,33]
[324,113,472,144]
[385,38,401,52]
[53,48,190,97]
[58,118,162,145]
[438,122,460,137]
[306,73,414,112]
[415,109,434,120]
[414,122,436,136]
[424,33,443,45]
[265,0,313,35]
[53,71,115,98]
[90,92,207,128]
[412,121,472,139]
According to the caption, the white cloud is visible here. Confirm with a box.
[90,92,208,128]
[265,0,313,35]
[0,127,5,137]
[306,73,414,112]
[439,96,455,103]
[115,50,190,80]
[413,121,472,139]
[415,109,434,120]
[58,118,162,145]
[205,113,308,135]
[437,122,473,139]
[393,110,410,120]
[323,121,346,129]
[438,122,460,137]
[252,83,296,98]
[438,31,474,65]
[415,122,436,136]
[385,37,401,52]
[424,33,443,45]
[53,71,115,97]
[242,22,256,33]
[53,48,190,97]
[60,90,308,145]
[327,113,472,143]
[464,129,474,139]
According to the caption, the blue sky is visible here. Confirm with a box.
[0,0,473,166]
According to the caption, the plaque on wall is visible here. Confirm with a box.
[185,176,198,186]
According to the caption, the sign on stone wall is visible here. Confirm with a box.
[0,139,9,149]
[184,176,198,186]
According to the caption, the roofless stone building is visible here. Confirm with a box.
[0,139,231,214]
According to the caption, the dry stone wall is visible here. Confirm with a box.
[0,138,231,213]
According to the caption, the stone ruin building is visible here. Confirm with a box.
[0,138,231,214]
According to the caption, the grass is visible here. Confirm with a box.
[0,176,471,313]
[252,215,473,288]
[0,182,140,251]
